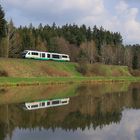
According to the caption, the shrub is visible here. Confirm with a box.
[129,68,140,76]
[0,70,8,77]
[77,60,88,75]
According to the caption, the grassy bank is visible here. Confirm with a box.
[0,58,81,77]
[0,76,140,87]
[0,58,133,77]
[0,58,140,86]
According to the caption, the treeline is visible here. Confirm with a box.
[0,4,140,69]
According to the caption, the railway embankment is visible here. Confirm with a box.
[0,58,140,86]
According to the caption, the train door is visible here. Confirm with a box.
[47,53,50,59]
[41,53,45,58]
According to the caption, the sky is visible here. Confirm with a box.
[1,0,140,44]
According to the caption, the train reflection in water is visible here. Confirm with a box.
[23,98,70,110]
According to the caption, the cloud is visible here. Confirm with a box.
[115,1,129,14]
[114,1,140,44]
[1,0,140,44]
[82,0,140,44]
[5,0,100,13]
[81,109,140,140]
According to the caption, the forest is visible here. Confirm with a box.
[0,4,140,70]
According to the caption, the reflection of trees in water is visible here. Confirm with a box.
[62,110,121,131]
[0,84,140,139]
[131,88,140,109]
[0,122,6,140]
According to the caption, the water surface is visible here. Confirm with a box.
[0,82,140,140]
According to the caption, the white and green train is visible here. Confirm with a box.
[21,50,70,61]
[23,98,70,110]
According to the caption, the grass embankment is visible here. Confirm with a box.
[0,58,81,77]
[0,58,140,86]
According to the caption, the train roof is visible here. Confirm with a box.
[23,50,69,56]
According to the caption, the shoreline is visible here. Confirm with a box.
[0,76,140,87]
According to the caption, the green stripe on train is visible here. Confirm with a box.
[32,58,68,62]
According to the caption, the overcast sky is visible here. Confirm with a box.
[1,0,140,44]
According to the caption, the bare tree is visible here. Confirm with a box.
[80,40,97,63]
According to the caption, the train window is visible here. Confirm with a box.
[42,102,45,106]
[42,53,45,58]
[52,54,60,59]
[31,105,38,108]
[52,100,59,105]
[28,52,30,55]
[62,101,67,104]
[62,55,68,58]
[47,54,50,58]
[31,52,38,55]
[22,51,28,55]
[47,102,50,105]
[28,106,31,108]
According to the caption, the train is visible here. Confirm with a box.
[23,98,70,110]
[21,50,70,61]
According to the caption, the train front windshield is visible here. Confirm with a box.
[21,51,28,58]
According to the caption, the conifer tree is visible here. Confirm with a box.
[0,5,7,57]
[0,5,6,40]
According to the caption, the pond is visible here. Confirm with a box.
[0,82,140,140]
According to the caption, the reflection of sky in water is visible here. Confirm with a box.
[10,109,140,140]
